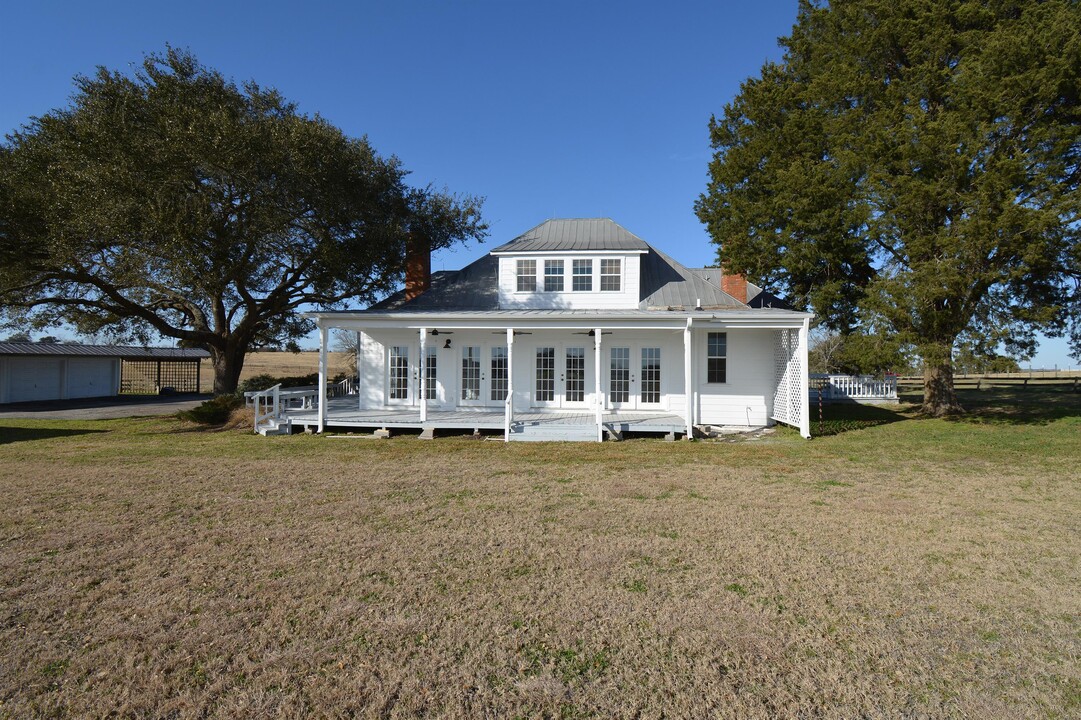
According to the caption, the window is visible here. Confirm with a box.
[610,347,629,402]
[516,259,537,292]
[461,346,481,400]
[565,347,585,402]
[536,347,555,401]
[600,258,621,292]
[490,346,508,401]
[544,260,564,292]
[423,345,437,400]
[641,347,661,403]
[572,259,593,291]
[707,332,727,383]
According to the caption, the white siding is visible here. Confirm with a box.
[695,328,775,427]
[357,331,386,410]
[496,254,642,309]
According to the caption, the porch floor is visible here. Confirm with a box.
[286,396,687,434]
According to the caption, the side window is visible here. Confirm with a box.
[707,332,727,383]
[572,259,593,291]
[544,259,564,292]
[600,258,621,291]
[516,259,537,292]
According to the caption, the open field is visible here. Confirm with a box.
[1,388,1079,718]
[197,351,351,390]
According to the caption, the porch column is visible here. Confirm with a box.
[684,319,693,440]
[800,317,811,439]
[317,325,328,433]
[594,327,603,442]
[419,328,428,423]
[505,328,514,441]
[361,332,369,408]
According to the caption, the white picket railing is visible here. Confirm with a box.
[251,383,283,434]
[810,374,898,403]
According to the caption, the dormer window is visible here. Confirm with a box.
[600,258,621,291]
[516,259,537,292]
[544,260,564,292]
[572,259,593,291]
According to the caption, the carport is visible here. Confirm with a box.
[0,343,208,403]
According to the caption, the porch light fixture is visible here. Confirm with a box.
[443,339,452,349]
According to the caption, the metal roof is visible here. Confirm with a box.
[640,250,745,310]
[689,268,794,310]
[0,343,209,360]
[369,255,499,311]
[350,219,800,316]
[490,219,650,253]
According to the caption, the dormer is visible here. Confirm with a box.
[491,219,648,310]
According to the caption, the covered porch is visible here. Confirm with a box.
[299,311,812,442]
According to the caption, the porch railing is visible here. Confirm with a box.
[252,383,283,434]
[810,373,898,403]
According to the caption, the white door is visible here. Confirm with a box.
[608,346,663,410]
[460,345,485,406]
[386,345,412,405]
[488,346,509,407]
[533,346,559,407]
[67,358,116,399]
[460,344,508,408]
[608,347,633,410]
[8,358,62,402]
[533,345,589,408]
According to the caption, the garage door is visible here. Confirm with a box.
[67,358,117,399]
[7,358,63,402]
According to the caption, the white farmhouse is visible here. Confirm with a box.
[296,219,811,440]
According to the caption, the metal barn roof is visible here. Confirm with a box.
[0,343,209,360]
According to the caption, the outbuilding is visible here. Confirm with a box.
[0,343,208,404]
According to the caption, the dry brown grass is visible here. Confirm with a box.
[1,392,1079,718]
[198,351,351,390]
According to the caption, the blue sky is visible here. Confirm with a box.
[1,0,1074,368]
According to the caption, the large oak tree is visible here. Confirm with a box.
[696,0,1080,415]
[0,48,486,393]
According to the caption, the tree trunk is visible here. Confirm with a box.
[209,345,246,395]
[920,343,964,416]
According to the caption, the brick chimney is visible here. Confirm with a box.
[720,266,748,304]
[404,232,431,301]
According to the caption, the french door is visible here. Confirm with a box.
[387,345,412,405]
[461,344,508,407]
[533,345,589,408]
[608,346,663,410]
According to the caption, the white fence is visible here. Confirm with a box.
[810,374,898,403]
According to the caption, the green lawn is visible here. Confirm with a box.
[1,387,1079,718]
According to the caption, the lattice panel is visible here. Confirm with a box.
[121,360,201,394]
[773,329,804,431]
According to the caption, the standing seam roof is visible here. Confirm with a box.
[490,218,650,253]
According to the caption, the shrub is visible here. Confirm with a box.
[236,373,321,394]
[178,394,244,425]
